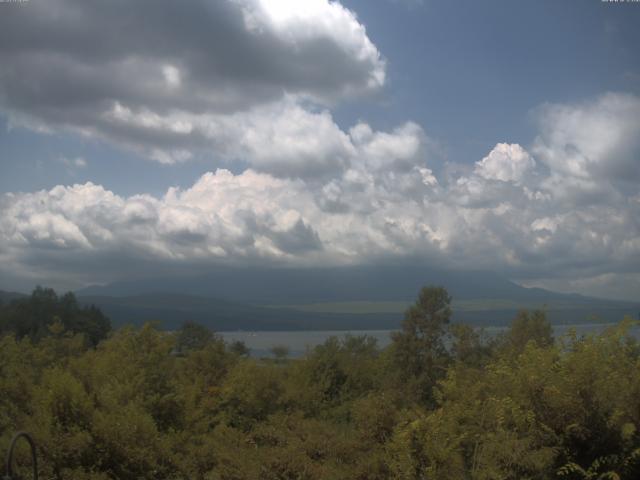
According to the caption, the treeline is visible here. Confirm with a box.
[0,286,111,346]
[0,287,639,479]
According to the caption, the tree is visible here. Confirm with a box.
[270,344,290,362]
[175,320,214,354]
[501,309,554,354]
[449,323,493,367]
[0,287,111,345]
[391,285,452,405]
[217,361,286,430]
[228,339,251,357]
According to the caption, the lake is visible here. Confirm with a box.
[219,322,638,358]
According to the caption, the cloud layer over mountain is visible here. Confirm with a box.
[0,1,638,299]
[2,93,639,298]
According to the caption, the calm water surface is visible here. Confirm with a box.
[220,323,639,358]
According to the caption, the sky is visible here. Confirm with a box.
[0,0,639,300]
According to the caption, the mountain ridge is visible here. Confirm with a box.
[4,266,637,331]
[76,265,605,304]
[72,266,638,330]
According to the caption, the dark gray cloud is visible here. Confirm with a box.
[0,0,385,164]
[0,0,383,108]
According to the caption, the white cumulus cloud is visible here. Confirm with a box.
[474,143,536,183]
[2,91,639,296]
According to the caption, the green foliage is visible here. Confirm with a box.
[387,409,466,479]
[217,360,286,430]
[270,344,291,362]
[1,287,640,479]
[287,334,383,418]
[176,320,215,354]
[391,285,452,405]
[449,323,494,367]
[0,287,111,346]
[227,339,250,357]
[500,308,554,354]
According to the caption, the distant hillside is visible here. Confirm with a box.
[0,290,27,304]
[4,266,638,332]
[77,265,601,304]
[78,293,400,331]
[75,266,639,330]
[77,292,638,332]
